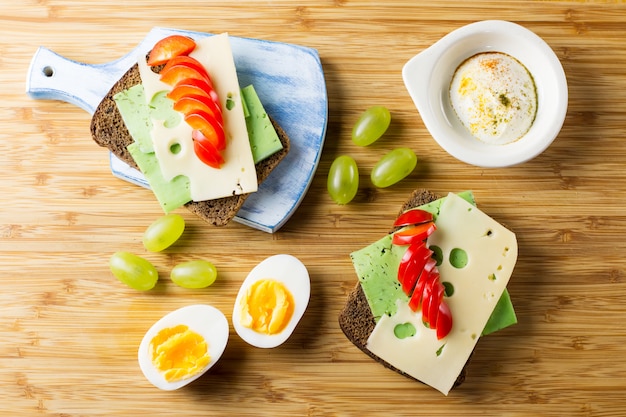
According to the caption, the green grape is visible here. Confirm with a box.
[327,155,359,204]
[170,260,218,289]
[142,213,185,252]
[352,106,391,146]
[370,147,417,188]
[109,251,158,291]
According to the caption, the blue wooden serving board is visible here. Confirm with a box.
[26,27,328,233]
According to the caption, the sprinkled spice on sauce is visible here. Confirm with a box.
[449,52,537,145]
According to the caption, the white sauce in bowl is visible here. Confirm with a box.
[449,52,537,145]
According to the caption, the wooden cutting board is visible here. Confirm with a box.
[2,1,626,416]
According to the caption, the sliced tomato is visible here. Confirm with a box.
[167,78,220,105]
[436,302,453,340]
[428,279,444,328]
[408,276,424,312]
[160,63,212,86]
[408,258,437,311]
[173,94,223,125]
[421,280,432,324]
[147,35,196,66]
[161,55,213,85]
[392,221,437,246]
[192,130,224,169]
[420,262,439,323]
[393,209,434,228]
[185,110,226,151]
[398,241,426,287]
[400,244,433,295]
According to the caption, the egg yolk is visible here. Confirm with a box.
[240,279,295,334]
[150,324,210,382]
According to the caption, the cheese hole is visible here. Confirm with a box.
[226,92,235,110]
[449,248,468,269]
[151,91,181,128]
[430,245,443,266]
[169,142,182,155]
[436,344,446,356]
[394,322,416,339]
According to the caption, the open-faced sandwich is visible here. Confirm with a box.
[339,189,518,395]
[90,33,289,226]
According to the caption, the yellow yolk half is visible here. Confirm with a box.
[150,324,210,382]
[239,279,295,334]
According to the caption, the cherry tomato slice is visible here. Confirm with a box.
[392,221,437,246]
[398,241,426,286]
[400,244,433,295]
[192,130,224,169]
[428,278,444,328]
[185,110,226,151]
[422,281,432,324]
[408,258,437,311]
[173,95,223,125]
[167,78,220,105]
[160,64,211,86]
[408,285,422,312]
[393,209,434,228]
[436,302,453,340]
[161,55,213,85]
[147,35,196,66]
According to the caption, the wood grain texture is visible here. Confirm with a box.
[2,1,626,416]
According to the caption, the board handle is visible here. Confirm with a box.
[24,28,187,114]
[25,47,133,115]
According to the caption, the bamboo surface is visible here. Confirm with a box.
[2,1,626,416]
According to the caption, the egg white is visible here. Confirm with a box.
[449,52,537,145]
[232,254,310,348]
[138,304,229,390]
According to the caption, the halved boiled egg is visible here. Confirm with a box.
[138,304,229,390]
[232,254,310,348]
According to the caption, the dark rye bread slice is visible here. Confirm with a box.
[90,63,290,226]
[338,189,468,389]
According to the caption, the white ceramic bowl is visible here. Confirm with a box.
[402,20,568,168]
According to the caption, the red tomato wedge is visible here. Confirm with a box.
[161,55,213,85]
[408,278,423,311]
[398,241,426,286]
[408,258,437,312]
[192,130,224,169]
[185,110,226,151]
[173,95,223,125]
[147,35,196,66]
[392,208,453,340]
[393,209,434,228]
[428,279,445,328]
[436,302,453,340]
[392,221,437,246]
[160,64,212,87]
[167,78,220,105]
[399,243,433,295]
[421,280,433,324]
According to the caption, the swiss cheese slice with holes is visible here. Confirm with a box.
[366,192,518,395]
